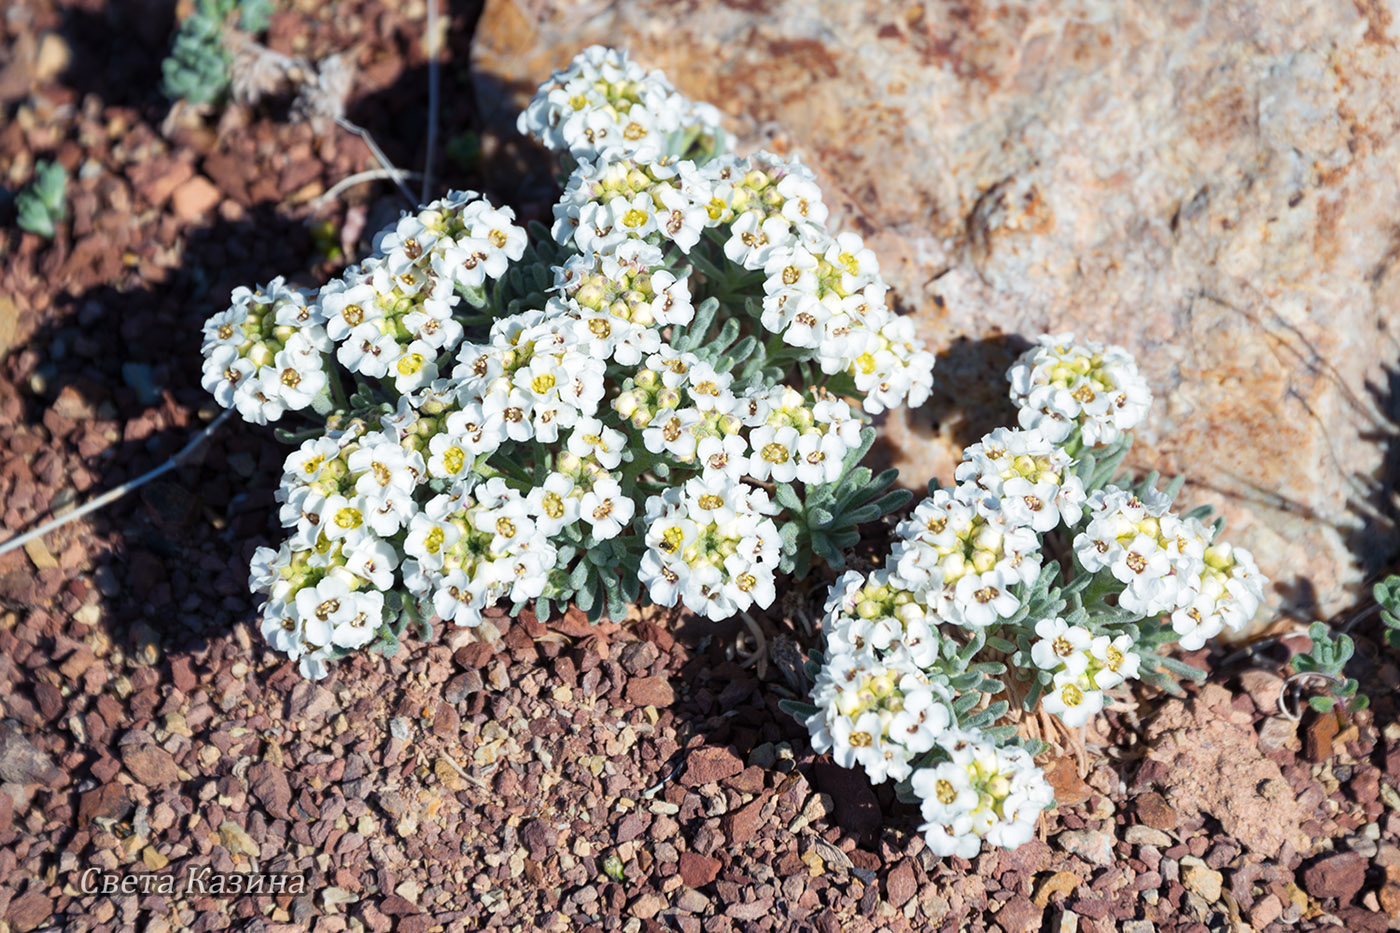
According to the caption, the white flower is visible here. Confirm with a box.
[427,432,473,482]
[343,537,400,591]
[320,494,369,542]
[642,408,702,461]
[654,185,707,250]
[1030,617,1092,676]
[293,572,358,647]
[793,430,845,485]
[238,371,288,425]
[331,590,383,649]
[404,511,461,571]
[527,472,581,537]
[1088,633,1141,689]
[320,273,382,343]
[269,345,327,410]
[695,435,749,482]
[747,424,800,483]
[201,346,256,409]
[338,323,400,378]
[1041,670,1104,728]
[566,418,626,469]
[390,341,440,395]
[580,476,634,539]
[1008,334,1152,446]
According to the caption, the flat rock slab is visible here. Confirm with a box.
[472,0,1400,619]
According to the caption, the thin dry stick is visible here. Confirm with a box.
[336,116,417,206]
[0,410,234,559]
[421,0,441,203]
[314,168,426,210]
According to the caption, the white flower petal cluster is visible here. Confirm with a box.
[1170,540,1266,650]
[213,46,939,682]
[708,155,935,414]
[1030,617,1141,727]
[199,277,330,425]
[910,732,1053,857]
[1073,485,1202,617]
[252,424,403,678]
[639,478,780,621]
[518,45,723,162]
[802,332,1274,860]
[891,487,1042,628]
[821,570,944,669]
[401,483,558,628]
[1007,333,1152,446]
[550,146,935,415]
[805,647,953,785]
[955,427,1086,531]
[325,191,526,391]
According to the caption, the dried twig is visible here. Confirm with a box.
[421,0,441,203]
[0,410,233,559]
[734,610,769,678]
[314,168,425,210]
[1277,670,1345,722]
[336,117,417,207]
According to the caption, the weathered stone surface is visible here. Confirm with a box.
[472,0,1400,618]
[1138,686,1308,859]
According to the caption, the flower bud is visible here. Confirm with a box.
[248,342,275,368]
[576,284,605,308]
[614,391,640,418]
[744,170,770,190]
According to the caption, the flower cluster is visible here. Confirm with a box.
[201,46,934,679]
[1008,333,1152,446]
[1030,617,1140,727]
[518,45,724,162]
[200,278,329,425]
[794,333,1269,857]
[550,149,936,414]
[910,732,1053,856]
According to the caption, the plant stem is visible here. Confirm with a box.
[0,410,233,558]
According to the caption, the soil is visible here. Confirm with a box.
[1,1,1398,932]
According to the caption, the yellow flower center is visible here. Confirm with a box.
[334,508,362,529]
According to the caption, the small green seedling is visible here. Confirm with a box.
[162,0,275,105]
[1289,620,1366,716]
[16,160,67,239]
[1376,575,1400,653]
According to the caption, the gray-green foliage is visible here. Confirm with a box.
[16,160,67,239]
[1292,620,1365,715]
[162,0,275,105]
[1378,575,1400,653]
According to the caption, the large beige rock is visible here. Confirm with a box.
[472,0,1400,620]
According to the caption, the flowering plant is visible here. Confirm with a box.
[788,334,1269,857]
[198,46,935,679]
